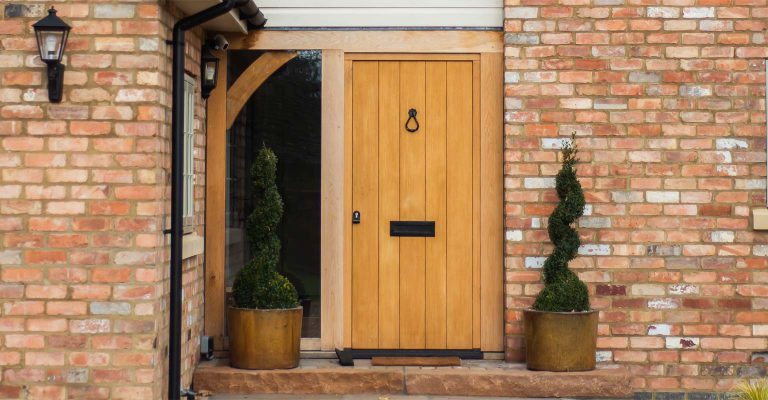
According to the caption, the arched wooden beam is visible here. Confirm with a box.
[226,51,298,129]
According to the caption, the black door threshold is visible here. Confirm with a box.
[335,348,482,366]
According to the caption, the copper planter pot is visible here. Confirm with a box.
[523,309,598,372]
[228,306,302,370]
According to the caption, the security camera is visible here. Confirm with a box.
[209,34,229,51]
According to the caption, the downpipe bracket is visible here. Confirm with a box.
[181,388,197,400]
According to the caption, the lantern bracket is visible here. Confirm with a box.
[46,62,65,103]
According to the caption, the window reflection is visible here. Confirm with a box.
[226,50,322,338]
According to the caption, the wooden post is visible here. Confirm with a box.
[204,51,228,350]
[479,52,504,351]
[320,49,346,350]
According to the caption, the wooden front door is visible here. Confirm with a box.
[349,57,479,350]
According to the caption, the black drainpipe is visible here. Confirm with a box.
[169,1,246,399]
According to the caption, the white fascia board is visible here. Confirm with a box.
[262,7,504,28]
[258,0,503,7]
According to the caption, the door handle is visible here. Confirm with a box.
[405,108,420,133]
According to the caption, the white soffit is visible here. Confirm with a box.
[171,0,247,33]
[258,0,504,28]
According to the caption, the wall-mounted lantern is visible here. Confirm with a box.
[201,46,219,99]
[33,6,71,103]
[201,35,228,99]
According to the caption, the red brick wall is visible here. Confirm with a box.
[503,0,767,392]
[0,1,207,399]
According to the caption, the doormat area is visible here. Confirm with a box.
[371,356,461,367]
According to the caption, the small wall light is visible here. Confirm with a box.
[33,6,71,103]
[201,46,219,100]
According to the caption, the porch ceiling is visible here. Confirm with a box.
[171,0,248,33]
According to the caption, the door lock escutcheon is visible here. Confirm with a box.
[352,210,361,224]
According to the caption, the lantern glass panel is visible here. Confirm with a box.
[36,30,66,62]
[204,61,217,83]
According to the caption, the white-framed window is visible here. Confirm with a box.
[183,74,196,226]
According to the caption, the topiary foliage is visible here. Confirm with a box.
[232,145,299,310]
[532,137,590,312]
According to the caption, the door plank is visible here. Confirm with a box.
[425,61,448,350]
[351,61,380,348]
[343,60,353,349]
[480,53,504,351]
[398,61,427,349]
[378,62,401,348]
[445,61,474,349]
[472,60,482,349]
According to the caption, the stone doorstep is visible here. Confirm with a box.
[194,360,632,398]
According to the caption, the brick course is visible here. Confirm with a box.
[503,0,767,392]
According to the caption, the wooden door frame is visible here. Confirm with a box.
[204,30,503,353]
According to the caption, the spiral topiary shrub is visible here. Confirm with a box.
[532,137,590,312]
[232,146,299,310]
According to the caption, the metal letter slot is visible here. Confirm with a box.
[390,221,435,237]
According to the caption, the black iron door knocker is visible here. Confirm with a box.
[405,108,420,133]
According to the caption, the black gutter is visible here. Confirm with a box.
[170,1,246,399]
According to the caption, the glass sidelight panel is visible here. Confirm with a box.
[225,50,322,338]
